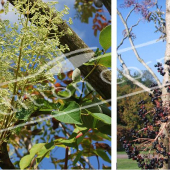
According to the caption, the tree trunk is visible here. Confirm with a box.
[161,0,170,169]
[7,0,111,103]
[103,0,111,15]
[0,142,15,169]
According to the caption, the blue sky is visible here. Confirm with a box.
[117,0,166,83]
[0,0,111,169]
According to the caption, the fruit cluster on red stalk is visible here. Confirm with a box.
[119,62,170,169]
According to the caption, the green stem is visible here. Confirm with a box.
[84,65,98,81]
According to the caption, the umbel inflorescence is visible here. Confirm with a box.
[120,61,170,169]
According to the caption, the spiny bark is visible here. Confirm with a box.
[161,0,170,169]
[7,0,111,103]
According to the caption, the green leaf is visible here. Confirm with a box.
[100,104,111,117]
[80,113,97,129]
[73,151,83,166]
[58,84,76,98]
[72,68,81,82]
[16,108,33,121]
[36,142,55,158]
[93,129,111,141]
[81,101,102,114]
[84,53,111,67]
[20,142,55,169]
[35,142,55,168]
[57,73,66,80]
[93,97,111,116]
[55,138,77,148]
[80,112,106,129]
[52,101,82,124]
[75,125,88,132]
[97,53,111,67]
[20,155,34,170]
[94,149,111,163]
[36,99,59,110]
[99,25,111,51]
[98,124,111,136]
[91,113,111,125]
[30,143,45,155]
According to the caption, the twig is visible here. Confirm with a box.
[14,148,22,158]
[117,9,161,86]
[81,156,94,169]
[96,155,100,169]
[117,35,128,50]
[117,55,151,92]
[64,147,69,169]
[126,6,136,22]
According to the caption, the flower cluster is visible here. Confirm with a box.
[122,29,136,40]
[120,0,156,21]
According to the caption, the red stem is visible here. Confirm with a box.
[76,129,92,139]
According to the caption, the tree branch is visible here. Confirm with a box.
[117,19,141,50]
[81,156,94,169]
[125,6,135,22]
[117,54,151,92]
[117,9,161,87]
[64,147,69,169]
[117,35,128,50]
[129,19,141,32]
[14,148,22,158]
[117,68,151,92]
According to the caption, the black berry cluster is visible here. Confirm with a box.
[165,81,170,93]
[154,62,165,76]
[165,60,170,66]
[119,70,170,169]
[120,136,169,169]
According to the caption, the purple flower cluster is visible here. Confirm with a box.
[122,29,136,40]
[121,0,136,8]
[120,0,156,21]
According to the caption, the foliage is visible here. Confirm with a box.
[85,25,111,68]
[117,71,154,130]
[74,0,111,36]
[99,25,111,51]
[0,0,111,169]
[117,125,131,151]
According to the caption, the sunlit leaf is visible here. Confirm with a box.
[72,68,81,82]
[99,25,111,51]
[52,101,82,124]
[84,53,111,67]
[91,113,111,125]
[20,155,33,170]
